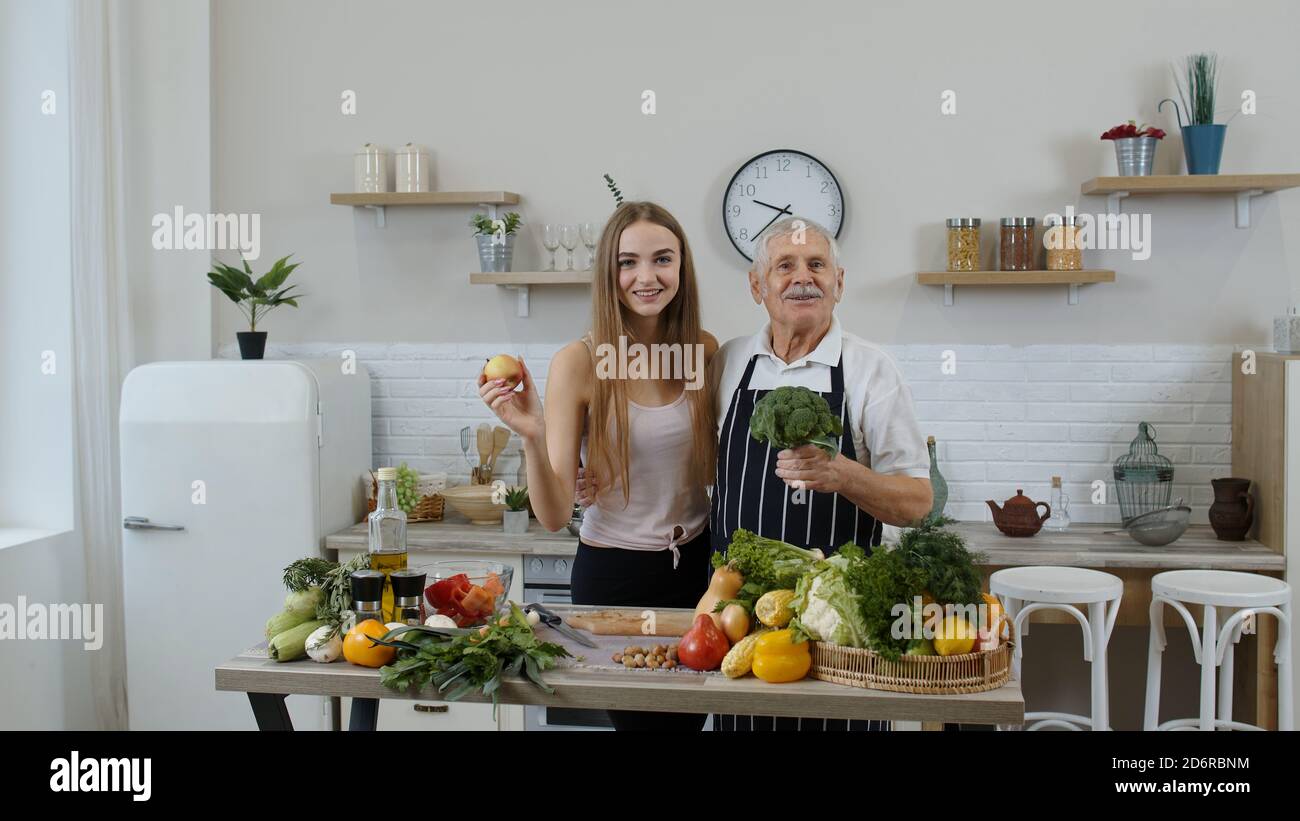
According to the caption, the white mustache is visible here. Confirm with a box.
[782,283,824,300]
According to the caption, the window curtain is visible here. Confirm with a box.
[69,0,132,730]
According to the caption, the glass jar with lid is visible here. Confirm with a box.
[999,217,1036,271]
[1044,215,1083,271]
[945,218,980,272]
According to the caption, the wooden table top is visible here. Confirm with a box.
[216,606,1024,724]
[325,516,1283,573]
[325,513,579,557]
[954,523,1283,572]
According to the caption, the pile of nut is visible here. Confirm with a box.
[613,643,678,670]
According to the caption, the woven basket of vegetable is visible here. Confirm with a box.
[810,615,1013,695]
[364,468,445,523]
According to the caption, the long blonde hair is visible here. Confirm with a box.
[587,202,715,504]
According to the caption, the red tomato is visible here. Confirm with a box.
[426,574,471,609]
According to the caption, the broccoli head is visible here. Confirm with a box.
[749,385,843,455]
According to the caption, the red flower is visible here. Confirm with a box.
[1100,120,1166,140]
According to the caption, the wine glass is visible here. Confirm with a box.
[541,224,560,272]
[580,222,599,270]
[559,224,579,271]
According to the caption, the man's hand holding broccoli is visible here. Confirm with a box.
[774,443,849,493]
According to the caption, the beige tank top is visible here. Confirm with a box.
[578,336,709,567]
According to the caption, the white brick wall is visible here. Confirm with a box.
[219,342,1238,525]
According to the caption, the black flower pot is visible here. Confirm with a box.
[236,331,268,360]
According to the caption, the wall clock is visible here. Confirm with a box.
[722,149,844,262]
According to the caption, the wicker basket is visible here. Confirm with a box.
[364,470,445,523]
[811,614,1014,695]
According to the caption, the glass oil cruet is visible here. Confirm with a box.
[1043,475,1071,531]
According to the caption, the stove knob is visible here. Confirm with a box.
[528,558,544,573]
[554,559,568,574]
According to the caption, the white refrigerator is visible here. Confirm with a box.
[120,360,371,730]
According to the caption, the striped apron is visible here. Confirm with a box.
[709,352,886,731]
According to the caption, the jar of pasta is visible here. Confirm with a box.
[999,217,1036,271]
[945,218,980,272]
[1044,215,1083,271]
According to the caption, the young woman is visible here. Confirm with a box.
[477,202,718,732]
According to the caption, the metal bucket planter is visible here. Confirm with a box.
[1113,136,1158,176]
[1181,124,1226,175]
[476,234,515,273]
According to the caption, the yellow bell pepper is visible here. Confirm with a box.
[751,629,811,683]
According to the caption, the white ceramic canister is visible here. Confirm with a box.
[394,143,431,193]
[353,143,389,193]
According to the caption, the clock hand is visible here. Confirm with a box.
[753,204,793,239]
[752,199,793,215]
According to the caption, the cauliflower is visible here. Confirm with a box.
[789,552,871,648]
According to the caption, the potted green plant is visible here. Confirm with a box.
[471,212,521,273]
[492,484,530,534]
[206,254,303,359]
[1159,52,1226,175]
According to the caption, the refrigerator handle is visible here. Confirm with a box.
[123,516,186,532]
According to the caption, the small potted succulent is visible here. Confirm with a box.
[493,484,530,534]
[471,211,522,273]
[206,254,302,359]
[1159,52,1226,175]
[1101,120,1167,176]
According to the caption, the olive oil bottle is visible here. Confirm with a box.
[368,467,408,621]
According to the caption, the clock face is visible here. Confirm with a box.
[722,149,845,262]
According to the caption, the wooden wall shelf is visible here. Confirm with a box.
[917,270,1115,306]
[330,191,521,227]
[470,271,592,317]
[1080,174,1300,229]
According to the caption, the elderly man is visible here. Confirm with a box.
[709,216,932,552]
[707,216,931,732]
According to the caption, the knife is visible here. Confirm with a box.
[525,603,599,648]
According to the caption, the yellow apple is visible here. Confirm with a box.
[483,354,522,388]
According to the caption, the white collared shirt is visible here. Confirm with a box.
[710,315,930,480]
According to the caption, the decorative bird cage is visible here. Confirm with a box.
[1113,421,1174,524]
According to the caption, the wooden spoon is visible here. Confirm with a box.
[486,426,511,483]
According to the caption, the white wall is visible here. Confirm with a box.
[211,0,1300,347]
[121,0,213,363]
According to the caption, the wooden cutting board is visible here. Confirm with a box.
[564,609,695,637]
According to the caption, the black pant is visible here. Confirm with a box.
[571,529,711,732]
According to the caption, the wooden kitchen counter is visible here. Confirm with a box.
[957,522,1283,572]
[217,604,1024,729]
[324,512,578,557]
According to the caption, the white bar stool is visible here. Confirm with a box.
[990,566,1123,731]
[1144,569,1292,731]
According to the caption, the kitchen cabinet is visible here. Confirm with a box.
[1232,351,1300,724]
[333,544,525,731]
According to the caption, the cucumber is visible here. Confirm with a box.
[283,587,324,619]
[268,620,328,663]
[265,609,312,641]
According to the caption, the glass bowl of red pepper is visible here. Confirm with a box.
[420,560,513,627]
